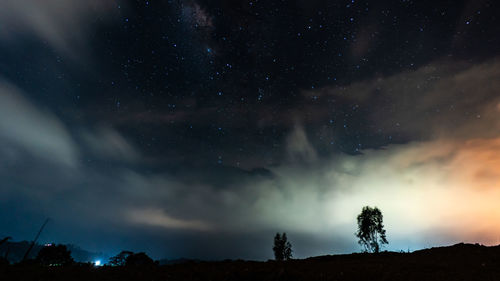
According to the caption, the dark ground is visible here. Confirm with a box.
[2,243,500,281]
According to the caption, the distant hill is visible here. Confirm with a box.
[0,240,101,263]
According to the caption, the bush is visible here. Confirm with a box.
[36,244,74,266]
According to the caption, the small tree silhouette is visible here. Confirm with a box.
[36,244,74,266]
[273,232,292,261]
[355,206,388,253]
[109,250,133,266]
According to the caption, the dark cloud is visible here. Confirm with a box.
[0,0,116,57]
[303,58,500,140]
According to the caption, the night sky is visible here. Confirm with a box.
[1,0,500,261]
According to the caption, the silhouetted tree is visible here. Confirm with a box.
[355,206,388,253]
[36,244,74,266]
[109,250,133,266]
[273,232,292,261]
[125,252,156,266]
[273,233,283,261]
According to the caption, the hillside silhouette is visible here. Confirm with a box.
[2,243,500,280]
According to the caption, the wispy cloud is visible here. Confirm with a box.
[302,58,500,139]
[81,126,139,162]
[128,208,213,232]
[0,81,78,167]
[286,124,318,163]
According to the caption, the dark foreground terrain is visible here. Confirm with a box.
[2,243,500,281]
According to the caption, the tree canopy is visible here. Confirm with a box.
[36,244,74,266]
[355,206,388,253]
[108,250,134,266]
[125,252,156,266]
[273,232,292,261]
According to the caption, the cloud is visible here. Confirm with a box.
[81,126,139,162]
[0,0,115,56]
[7,133,500,258]
[3,55,500,259]
[203,136,500,255]
[0,80,140,168]
[4,121,500,258]
[128,208,213,231]
[0,81,78,167]
[305,58,500,140]
[286,125,318,163]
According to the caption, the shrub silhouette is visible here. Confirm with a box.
[355,206,388,253]
[36,244,74,266]
[273,232,292,261]
[109,250,133,266]
[125,252,156,266]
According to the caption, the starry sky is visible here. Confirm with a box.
[1,0,500,260]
